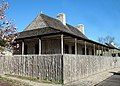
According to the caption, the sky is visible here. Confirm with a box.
[6,0,120,45]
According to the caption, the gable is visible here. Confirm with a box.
[24,15,47,31]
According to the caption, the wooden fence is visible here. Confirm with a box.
[0,54,120,84]
[0,55,63,83]
[63,54,120,84]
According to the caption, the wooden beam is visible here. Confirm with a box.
[41,35,61,39]
[61,35,64,55]
[102,46,104,56]
[39,38,41,55]
[93,44,95,55]
[107,48,109,56]
[112,49,114,56]
[75,38,77,55]
[98,45,100,56]
[85,41,86,55]
[22,41,24,55]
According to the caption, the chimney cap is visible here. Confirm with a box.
[57,13,66,25]
[77,24,84,27]
[57,13,65,16]
[76,24,85,34]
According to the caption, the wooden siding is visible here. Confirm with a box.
[42,39,61,54]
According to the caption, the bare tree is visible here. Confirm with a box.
[98,36,115,44]
[98,37,105,44]
[0,0,17,51]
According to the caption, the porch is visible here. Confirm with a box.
[14,34,117,57]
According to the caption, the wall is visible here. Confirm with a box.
[77,44,83,54]
[42,39,61,54]
[24,39,39,54]
[13,43,22,55]
[14,38,61,55]
[77,44,93,55]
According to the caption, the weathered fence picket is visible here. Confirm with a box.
[63,54,120,84]
[0,54,120,84]
[0,55,63,83]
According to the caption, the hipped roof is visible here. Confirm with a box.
[17,14,87,39]
[16,14,118,49]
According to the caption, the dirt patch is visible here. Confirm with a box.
[0,76,30,86]
[0,80,12,86]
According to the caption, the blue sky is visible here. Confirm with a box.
[6,0,120,45]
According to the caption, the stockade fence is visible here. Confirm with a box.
[0,54,120,84]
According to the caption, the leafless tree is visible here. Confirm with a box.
[98,36,115,44]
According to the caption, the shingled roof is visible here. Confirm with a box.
[16,13,119,49]
[17,14,87,39]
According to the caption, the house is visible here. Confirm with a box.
[106,43,120,57]
[13,13,118,56]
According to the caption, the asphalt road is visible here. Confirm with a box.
[95,72,120,86]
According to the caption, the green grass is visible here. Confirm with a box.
[0,75,31,86]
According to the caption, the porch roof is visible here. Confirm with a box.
[16,27,61,39]
[16,27,116,49]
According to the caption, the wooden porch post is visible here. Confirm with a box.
[85,41,86,55]
[113,49,114,56]
[110,49,112,56]
[108,48,110,56]
[22,41,24,55]
[61,35,64,55]
[93,44,95,55]
[75,38,77,55]
[102,46,104,56]
[98,45,100,56]
[39,38,41,55]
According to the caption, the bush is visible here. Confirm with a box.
[0,39,6,47]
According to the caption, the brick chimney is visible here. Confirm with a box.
[57,13,66,25]
[76,24,85,34]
